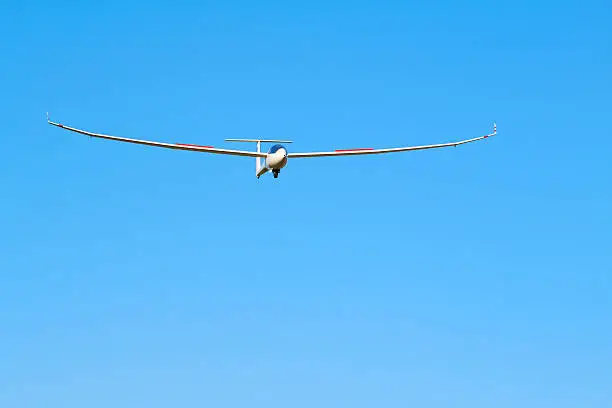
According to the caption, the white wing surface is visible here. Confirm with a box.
[47,115,267,158]
[288,124,497,158]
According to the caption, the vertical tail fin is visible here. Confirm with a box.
[256,141,261,175]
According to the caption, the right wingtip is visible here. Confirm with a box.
[46,112,62,127]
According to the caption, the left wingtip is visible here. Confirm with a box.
[482,122,497,139]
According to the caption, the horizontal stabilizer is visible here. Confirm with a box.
[225,138,293,143]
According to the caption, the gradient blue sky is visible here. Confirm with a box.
[1,1,611,407]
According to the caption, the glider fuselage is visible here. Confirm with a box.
[257,144,288,178]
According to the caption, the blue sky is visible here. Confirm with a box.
[1,1,610,406]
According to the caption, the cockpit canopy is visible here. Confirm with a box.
[268,144,286,154]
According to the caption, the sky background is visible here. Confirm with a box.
[1,1,611,407]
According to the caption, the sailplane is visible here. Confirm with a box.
[47,114,497,179]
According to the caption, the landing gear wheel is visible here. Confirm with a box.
[273,169,280,178]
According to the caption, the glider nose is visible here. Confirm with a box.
[276,148,288,160]
[278,149,288,165]
[267,149,287,169]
